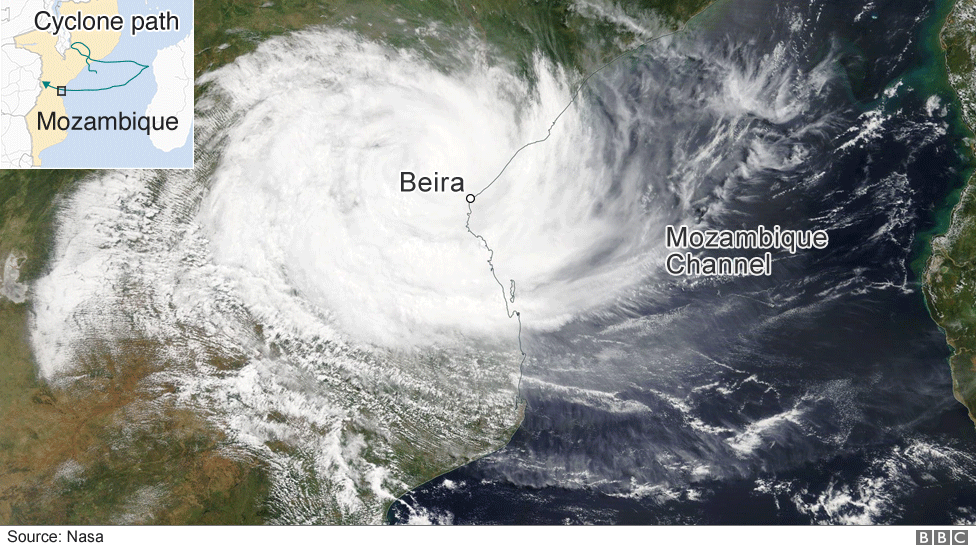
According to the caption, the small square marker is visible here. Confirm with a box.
[56,86,66,96]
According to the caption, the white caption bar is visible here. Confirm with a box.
[1,525,970,549]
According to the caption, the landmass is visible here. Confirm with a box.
[924,0,976,422]
[0,0,712,524]
[146,34,193,152]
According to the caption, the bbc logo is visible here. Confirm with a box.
[917,530,969,545]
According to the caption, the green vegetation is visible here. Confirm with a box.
[0,170,87,281]
[924,0,976,421]
[194,0,714,79]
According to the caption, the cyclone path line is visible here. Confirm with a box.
[464,6,715,409]
[51,41,149,92]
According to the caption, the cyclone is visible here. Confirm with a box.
[196,31,559,348]
[191,27,693,347]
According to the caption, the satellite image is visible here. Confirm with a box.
[3,0,976,527]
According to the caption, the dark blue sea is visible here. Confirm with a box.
[390,0,976,525]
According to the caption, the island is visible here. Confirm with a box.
[925,0,976,423]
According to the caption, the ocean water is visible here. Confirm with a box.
[389,0,976,525]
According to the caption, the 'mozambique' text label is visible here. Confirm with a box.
[37,111,177,135]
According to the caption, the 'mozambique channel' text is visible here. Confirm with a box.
[665,225,829,276]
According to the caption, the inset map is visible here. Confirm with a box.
[1,0,193,168]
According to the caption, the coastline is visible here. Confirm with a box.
[923,0,976,423]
